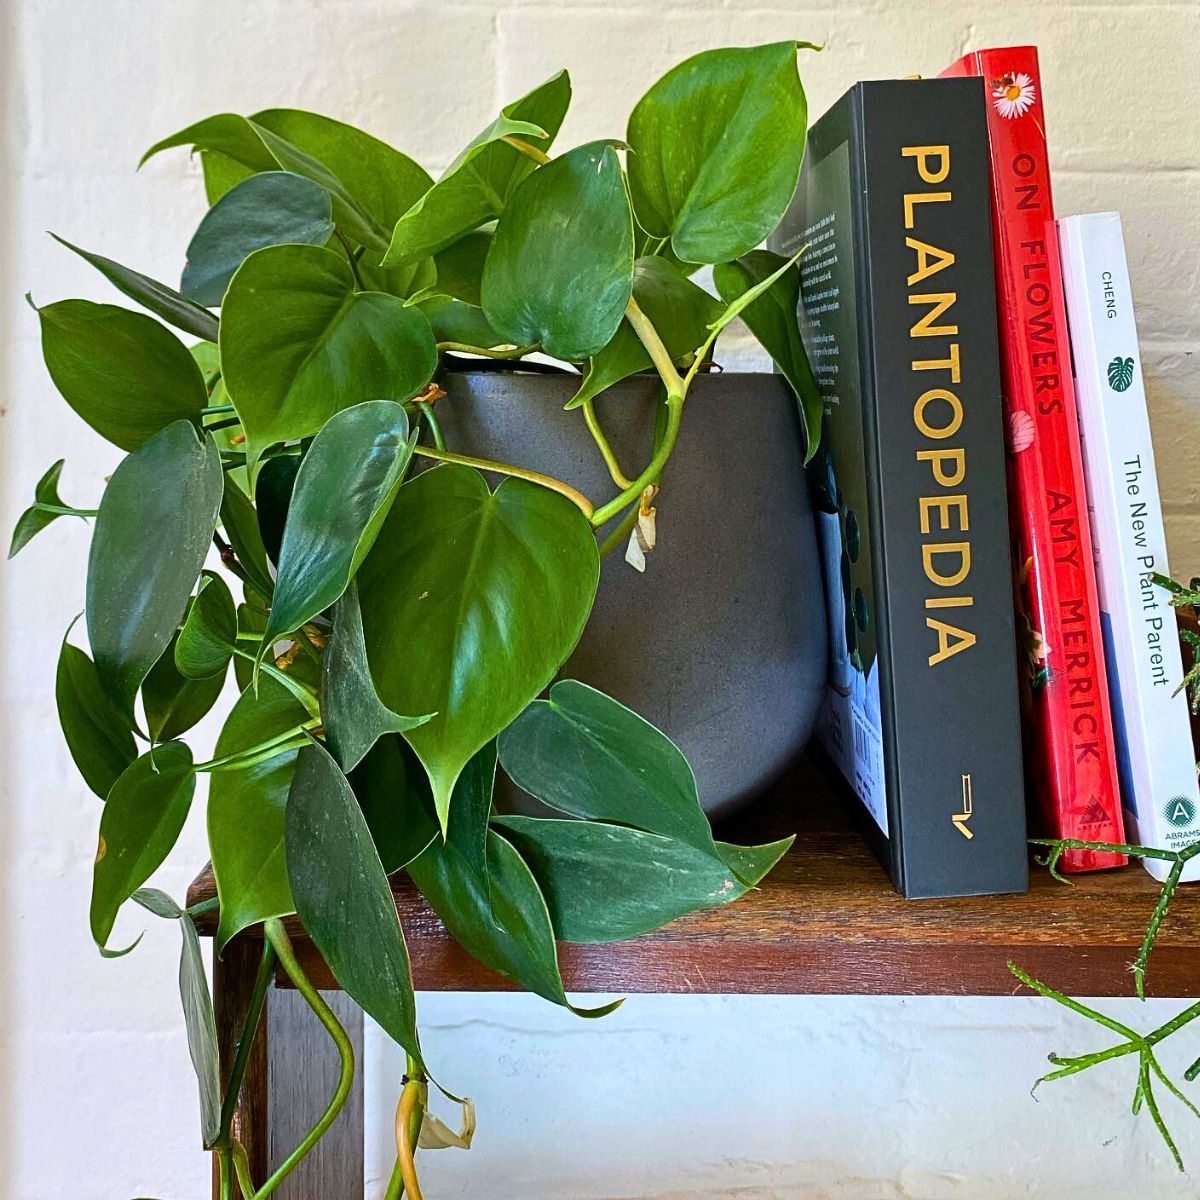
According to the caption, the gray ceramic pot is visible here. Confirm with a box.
[435,370,827,820]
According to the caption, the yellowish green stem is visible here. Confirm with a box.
[581,399,632,488]
[502,135,552,165]
[412,444,594,519]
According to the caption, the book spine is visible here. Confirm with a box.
[942,47,1126,870]
[855,78,1028,897]
[1059,212,1200,882]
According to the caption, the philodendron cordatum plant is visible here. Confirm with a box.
[11,42,824,1199]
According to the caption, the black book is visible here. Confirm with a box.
[771,78,1028,898]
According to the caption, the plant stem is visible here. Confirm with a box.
[193,719,321,773]
[501,135,552,165]
[412,444,594,518]
[231,1142,256,1199]
[625,295,684,397]
[32,503,98,518]
[436,341,539,359]
[335,229,366,290]
[218,1147,234,1200]
[254,920,355,1200]
[590,393,682,527]
[581,399,632,488]
[416,402,446,451]
[394,1072,426,1200]
[203,402,234,417]
[214,941,277,1150]
[382,1156,406,1200]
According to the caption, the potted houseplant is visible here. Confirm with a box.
[11,41,828,1198]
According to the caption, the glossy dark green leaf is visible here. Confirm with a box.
[383,72,571,268]
[482,141,634,360]
[8,459,90,559]
[357,464,599,830]
[218,244,437,461]
[178,911,222,1145]
[262,402,417,653]
[254,454,300,566]
[498,680,722,860]
[86,421,224,716]
[38,300,208,451]
[408,803,616,1016]
[142,631,226,742]
[51,234,219,342]
[142,113,390,251]
[324,583,431,773]
[626,42,809,264]
[418,297,506,350]
[90,741,195,949]
[421,232,492,306]
[348,736,439,875]
[714,250,821,460]
[286,739,423,1065]
[209,677,309,951]
[176,571,236,678]
[496,817,793,942]
[568,256,722,408]
[56,634,136,798]
[219,478,275,599]
[181,171,335,306]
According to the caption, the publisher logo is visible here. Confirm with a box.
[1107,355,1135,393]
[1164,796,1196,828]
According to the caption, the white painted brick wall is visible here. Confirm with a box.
[1,2,1197,1198]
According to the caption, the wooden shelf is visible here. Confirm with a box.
[188,759,1200,998]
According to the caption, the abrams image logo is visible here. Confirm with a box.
[1164,796,1196,828]
[1107,355,1136,392]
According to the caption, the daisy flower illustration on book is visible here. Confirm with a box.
[992,71,1037,118]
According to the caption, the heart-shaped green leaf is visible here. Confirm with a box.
[419,232,492,306]
[568,256,722,408]
[418,297,507,350]
[324,583,431,773]
[348,736,439,874]
[286,739,423,1066]
[219,244,437,461]
[51,235,219,342]
[481,141,634,360]
[90,741,195,950]
[56,632,136,799]
[178,912,222,1145]
[142,113,390,251]
[219,478,275,600]
[9,460,90,559]
[408,799,616,1016]
[498,680,722,860]
[142,631,227,742]
[86,421,224,716]
[357,464,599,830]
[181,171,335,306]
[38,301,209,451]
[496,817,793,942]
[261,401,417,655]
[383,72,571,268]
[210,678,309,951]
[626,42,809,264]
[176,571,237,679]
[714,250,821,460]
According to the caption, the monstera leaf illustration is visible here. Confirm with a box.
[1107,355,1135,392]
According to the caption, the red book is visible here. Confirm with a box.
[942,46,1126,870]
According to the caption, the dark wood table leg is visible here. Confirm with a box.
[214,935,271,1200]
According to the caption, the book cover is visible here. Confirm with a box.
[942,46,1126,870]
[771,77,1028,898]
[1059,210,1200,882]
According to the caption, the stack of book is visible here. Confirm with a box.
[775,46,1200,897]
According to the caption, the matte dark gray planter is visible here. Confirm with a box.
[436,370,827,820]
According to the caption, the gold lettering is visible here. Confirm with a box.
[927,618,977,665]
[905,239,956,285]
[917,447,966,487]
[912,342,962,383]
[919,494,970,534]
[903,192,952,230]
[902,144,951,183]
[909,293,959,336]
[913,389,963,440]
[922,542,972,588]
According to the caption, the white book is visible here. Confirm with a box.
[1059,211,1200,882]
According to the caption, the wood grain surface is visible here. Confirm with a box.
[189,759,1200,998]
